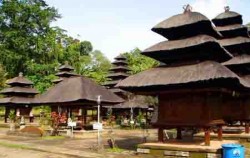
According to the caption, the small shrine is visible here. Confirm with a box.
[34,63,124,129]
[0,72,38,123]
[117,5,250,146]
[103,55,153,124]
[104,55,129,96]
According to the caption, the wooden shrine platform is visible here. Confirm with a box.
[137,140,238,158]
[194,132,250,142]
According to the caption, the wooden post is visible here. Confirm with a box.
[218,125,223,141]
[245,122,250,134]
[204,127,210,146]
[158,128,164,142]
[176,128,182,140]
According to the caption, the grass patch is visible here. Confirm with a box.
[107,147,125,153]
[0,142,31,149]
[41,135,65,140]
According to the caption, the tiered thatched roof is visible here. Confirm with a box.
[213,7,250,76]
[0,73,38,105]
[117,61,250,93]
[152,7,221,40]
[53,61,78,83]
[34,76,124,105]
[117,5,250,94]
[103,54,130,94]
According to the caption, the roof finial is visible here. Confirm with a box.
[65,61,69,65]
[183,4,192,13]
[19,72,23,77]
[224,6,230,12]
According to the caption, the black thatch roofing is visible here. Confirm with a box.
[109,88,126,94]
[216,24,249,38]
[0,73,38,105]
[103,80,120,87]
[219,37,250,55]
[107,72,129,78]
[34,76,124,105]
[223,55,250,75]
[0,87,38,95]
[112,60,128,66]
[112,95,150,109]
[212,8,242,26]
[114,54,126,60]
[7,72,33,86]
[223,54,250,66]
[110,66,130,72]
[152,10,221,40]
[0,97,34,105]
[116,61,250,93]
[143,35,232,64]
[58,61,74,71]
[55,71,78,77]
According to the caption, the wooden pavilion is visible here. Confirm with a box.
[212,7,250,132]
[116,5,250,145]
[0,72,38,123]
[34,75,123,128]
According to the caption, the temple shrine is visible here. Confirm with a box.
[117,5,250,145]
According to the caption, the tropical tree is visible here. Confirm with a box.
[124,48,159,74]
[0,64,6,89]
[0,0,60,77]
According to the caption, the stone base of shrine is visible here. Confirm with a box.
[136,140,238,158]
[194,132,250,142]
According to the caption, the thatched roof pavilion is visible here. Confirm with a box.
[35,76,123,106]
[0,72,38,105]
[116,5,250,146]
[0,72,38,122]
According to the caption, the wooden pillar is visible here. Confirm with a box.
[158,128,164,142]
[204,127,210,146]
[176,128,182,140]
[217,125,223,141]
[5,106,10,123]
[83,109,87,125]
[245,122,250,134]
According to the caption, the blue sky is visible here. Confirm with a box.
[46,0,250,60]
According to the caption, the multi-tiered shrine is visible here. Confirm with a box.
[52,61,78,84]
[211,7,250,132]
[104,55,152,122]
[104,55,129,95]
[117,5,250,146]
[0,73,38,123]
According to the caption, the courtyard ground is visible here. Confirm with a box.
[0,128,158,158]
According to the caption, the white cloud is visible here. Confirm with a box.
[192,0,228,19]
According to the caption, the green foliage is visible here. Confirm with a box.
[0,65,7,89]
[123,48,159,74]
[8,110,16,122]
[0,0,60,77]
